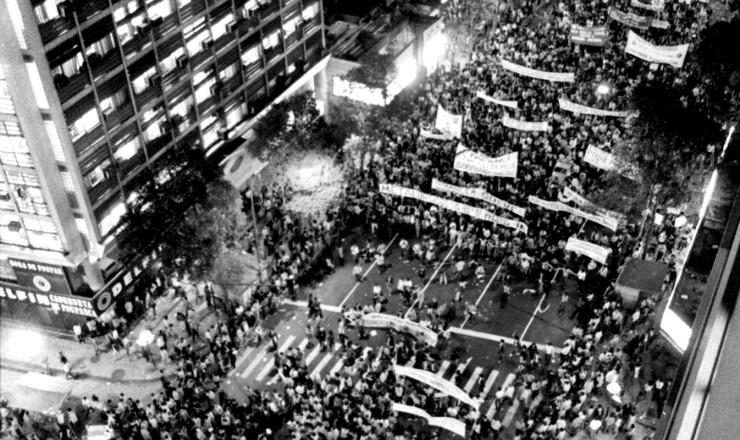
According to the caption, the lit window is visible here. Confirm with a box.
[211,13,234,40]
[69,108,101,141]
[148,0,174,20]
[302,3,319,20]
[85,160,111,188]
[114,138,141,161]
[283,16,301,36]
[194,79,215,104]
[25,63,50,109]
[98,201,127,236]
[219,63,238,80]
[34,0,61,25]
[262,31,280,49]
[45,121,66,163]
[241,46,260,65]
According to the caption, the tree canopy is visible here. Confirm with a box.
[343,51,397,97]
[118,146,248,281]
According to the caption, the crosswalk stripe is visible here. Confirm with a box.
[464,367,484,393]
[502,398,520,427]
[481,370,499,398]
[311,353,334,378]
[255,357,276,382]
[240,347,267,378]
[278,335,296,353]
[486,373,515,420]
[329,359,344,376]
[231,346,256,374]
[437,360,451,377]
[305,345,322,366]
[297,338,309,352]
[261,335,297,384]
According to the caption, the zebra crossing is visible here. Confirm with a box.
[231,336,527,427]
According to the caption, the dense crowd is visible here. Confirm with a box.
[2,0,726,438]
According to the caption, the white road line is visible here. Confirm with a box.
[461,262,503,328]
[231,346,256,374]
[464,367,484,393]
[404,243,458,319]
[486,373,515,420]
[448,327,562,353]
[305,345,322,366]
[339,233,399,308]
[240,348,267,378]
[521,293,547,340]
[481,370,499,398]
[503,399,520,427]
[329,359,344,376]
[437,360,451,377]
[255,357,275,382]
[311,352,334,379]
[264,335,297,385]
[297,338,309,352]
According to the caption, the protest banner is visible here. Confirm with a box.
[394,365,480,409]
[651,19,670,29]
[380,183,529,233]
[391,403,466,437]
[475,90,519,109]
[625,30,688,68]
[501,114,550,132]
[570,25,609,47]
[499,58,575,83]
[358,313,438,346]
[453,144,518,179]
[558,187,627,222]
[435,105,463,138]
[420,129,454,141]
[631,0,664,12]
[565,237,612,264]
[583,145,618,171]
[558,98,632,118]
[432,178,526,217]
[608,7,652,30]
[528,196,619,231]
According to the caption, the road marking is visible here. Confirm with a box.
[264,335,297,384]
[231,346,256,373]
[281,299,343,313]
[404,243,458,319]
[521,293,548,340]
[329,359,344,376]
[461,262,503,328]
[481,370,499,398]
[305,345,322,366]
[297,338,309,352]
[339,233,399,308]
[464,367,484,393]
[437,360,451,377]
[240,348,267,378]
[503,398,520,427]
[486,373,515,420]
[311,352,334,379]
[448,327,562,353]
[255,357,275,382]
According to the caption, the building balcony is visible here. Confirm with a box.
[72,125,106,156]
[134,82,163,109]
[214,34,235,54]
[74,0,110,24]
[123,32,151,57]
[191,0,207,16]
[304,17,320,36]
[103,103,135,132]
[264,45,283,64]
[87,177,119,206]
[237,16,259,35]
[284,32,299,48]
[55,72,91,103]
[243,58,263,79]
[257,1,280,20]
[162,66,190,92]
[39,16,75,45]
[222,75,243,96]
[153,14,180,40]
[198,96,216,115]
[90,50,122,81]
[117,150,147,175]
[190,49,212,69]
[145,131,173,157]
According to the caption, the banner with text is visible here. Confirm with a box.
[435,105,463,138]
[475,90,519,109]
[528,196,620,231]
[631,0,665,12]
[502,115,550,132]
[420,129,454,141]
[558,98,632,118]
[499,58,575,83]
[570,25,609,47]
[608,7,652,30]
[558,187,627,222]
[391,403,466,437]
[380,183,528,233]
[394,365,480,409]
[565,237,612,264]
[358,313,438,346]
[453,144,518,179]
[432,178,526,217]
[625,30,688,68]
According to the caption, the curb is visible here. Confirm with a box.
[0,357,168,385]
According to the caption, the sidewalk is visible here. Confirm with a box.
[0,292,218,384]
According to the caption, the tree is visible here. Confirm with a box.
[118,146,248,282]
[610,81,721,254]
[343,51,397,101]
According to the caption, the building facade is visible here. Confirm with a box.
[0,0,325,331]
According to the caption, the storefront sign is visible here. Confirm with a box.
[91,251,157,314]
[7,258,72,296]
[0,282,97,317]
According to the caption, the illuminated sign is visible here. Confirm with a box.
[90,251,157,314]
[0,283,97,317]
[7,258,72,296]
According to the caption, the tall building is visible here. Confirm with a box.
[0,0,325,331]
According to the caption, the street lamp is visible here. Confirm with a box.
[596,83,611,97]
[606,381,622,404]
[136,329,156,365]
[5,329,43,361]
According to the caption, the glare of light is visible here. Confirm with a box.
[721,125,735,158]
[661,308,691,352]
[423,32,448,70]
[699,170,718,219]
[606,382,621,395]
[6,329,43,359]
[596,83,611,95]
[395,58,418,89]
[674,215,687,228]
[137,329,155,347]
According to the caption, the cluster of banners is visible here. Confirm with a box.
[558,98,632,118]
[435,105,463,138]
[502,114,551,132]
[565,237,612,264]
[394,365,480,409]
[475,90,518,109]
[380,183,529,233]
[528,195,620,231]
[420,129,453,141]
[558,187,627,222]
[499,58,575,83]
[391,403,466,437]
[625,31,689,68]
[356,313,438,346]
[453,144,518,179]
[570,25,609,47]
[631,0,664,12]
[432,178,526,217]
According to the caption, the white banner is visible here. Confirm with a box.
[380,183,529,233]
[391,403,466,437]
[558,187,626,222]
[625,31,689,68]
[631,0,664,12]
[583,145,618,171]
[394,365,480,409]
[432,179,526,217]
[528,196,620,231]
[435,105,463,138]
[453,144,518,179]
[500,58,575,83]
[558,98,632,118]
[565,237,612,264]
[475,90,518,109]
[358,313,438,346]
[420,129,454,141]
[501,115,550,132]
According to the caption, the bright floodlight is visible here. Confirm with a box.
[596,83,611,95]
[606,382,621,395]
[137,329,155,347]
[6,329,43,359]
